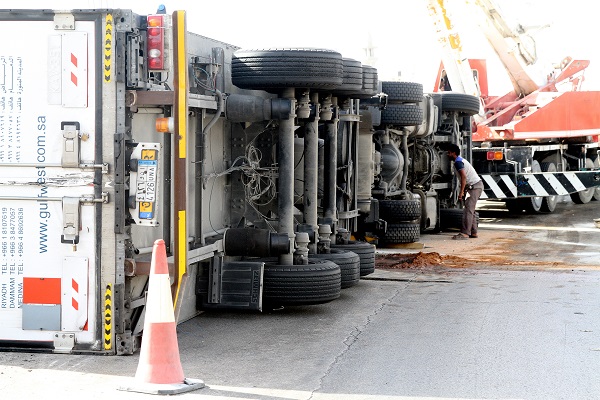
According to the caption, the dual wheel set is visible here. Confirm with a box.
[232,48,378,97]
[230,48,379,307]
[259,241,376,308]
[378,198,422,245]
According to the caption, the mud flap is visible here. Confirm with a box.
[196,260,263,311]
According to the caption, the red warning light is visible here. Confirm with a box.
[147,15,164,70]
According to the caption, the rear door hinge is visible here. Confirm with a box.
[54,12,75,30]
[54,332,75,353]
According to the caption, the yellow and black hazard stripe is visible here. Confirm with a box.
[104,14,113,83]
[104,284,112,350]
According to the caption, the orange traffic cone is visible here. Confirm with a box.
[120,239,204,395]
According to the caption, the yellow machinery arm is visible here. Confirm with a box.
[426,0,482,98]
[427,0,543,97]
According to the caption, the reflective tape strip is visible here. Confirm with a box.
[481,175,503,198]
[145,273,176,324]
[104,14,113,83]
[104,284,112,351]
[501,175,518,197]
[481,171,594,199]
[562,172,587,192]
[480,174,516,199]
[71,279,79,310]
[175,11,187,159]
[174,210,187,308]
[522,174,549,196]
[545,174,570,195]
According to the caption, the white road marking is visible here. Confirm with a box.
[478,223,600,233]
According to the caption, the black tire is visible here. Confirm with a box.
[505,199,523,214]
[441,92,480,115]
[232,48,343,90]
[381,104,423,126]
[344,65,378,99]
[540,162,558,213]
[362,65,378,95]
[570,158,595,204]
[381,81,423,103]
[439,208,479,231]
[335,58,363,93]
[309,250,360,289]
[381,222,420,244]
[379,199,422,222]
[330,240,375,277]
[571,189,595,204]
[262,259,341,306]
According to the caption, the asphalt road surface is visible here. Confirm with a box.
[0,197,599,400]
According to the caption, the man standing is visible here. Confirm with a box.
[446,144,484,240]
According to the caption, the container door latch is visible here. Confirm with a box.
[62,121,81,168]
[61,197,80,250]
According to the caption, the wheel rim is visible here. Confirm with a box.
[577,188,594,203]
[527,160,542,212]
[541,162,558,212]
[530,195,543,211]
[574,158,595,204]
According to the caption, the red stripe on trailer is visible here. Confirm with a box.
[70,53,78,86]
[71,278,79,310]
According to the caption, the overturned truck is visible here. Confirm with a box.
[0,8,475,354]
